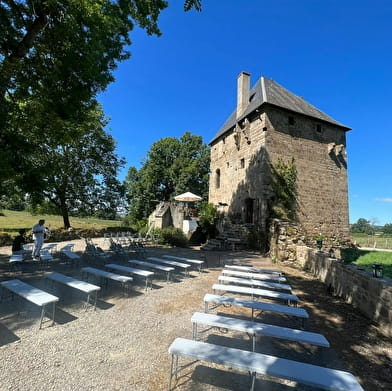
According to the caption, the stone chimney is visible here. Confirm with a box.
[237,71,250,119]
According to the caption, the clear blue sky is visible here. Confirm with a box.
[98,0,392,226]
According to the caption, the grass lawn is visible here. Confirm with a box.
[0,209,121,234]
[341,247,392,278]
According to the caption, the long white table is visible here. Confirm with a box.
[128,260,174,282]
[168,338,364,391]
[81,267,133,295]
[162,255,204,273]
[204,294,308,327]
[105,263,154,291]
[1,279,59,329]
[191,312,329,351]
[46,272,100,310]
[212,283,298,306]
[218,275,292,292]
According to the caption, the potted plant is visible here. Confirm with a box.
[313,232,325,251]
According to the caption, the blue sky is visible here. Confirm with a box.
[98,0,392,225]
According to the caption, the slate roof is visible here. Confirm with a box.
[210,76,350,144]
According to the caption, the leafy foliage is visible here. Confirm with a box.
[124,132,210,222]
[154,227,188,247]
[17,104,125,228]
[270,157,297,221]
[198,203,219,239]
[350,218,375,235]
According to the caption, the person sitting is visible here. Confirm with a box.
[12,229,27,255]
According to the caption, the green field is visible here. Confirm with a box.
[341,247,392,279]
[0,209,121,234]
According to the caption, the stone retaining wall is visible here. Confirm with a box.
[296,246,392,337]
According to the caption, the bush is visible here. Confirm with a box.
[340,247,362,263]
[155,227,188,247]
[0,232,12,246]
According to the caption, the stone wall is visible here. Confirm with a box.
[209,104,350,242]
[265,106,350,241]
[296,246,392,337]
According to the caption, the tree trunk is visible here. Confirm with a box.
[59,196,71,228]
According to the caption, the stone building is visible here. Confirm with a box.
[208,72,351,246]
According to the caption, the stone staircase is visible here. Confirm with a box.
[201,223,251,251]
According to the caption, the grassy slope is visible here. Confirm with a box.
[0,209,121,233]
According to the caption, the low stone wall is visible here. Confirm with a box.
[296,246,392,337]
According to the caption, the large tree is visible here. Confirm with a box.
[125,131,210,222]
[24,103,125,228]
[0,0,202,187]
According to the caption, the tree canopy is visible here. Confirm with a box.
[21,103,125,228]
[125,131,210,222]
[350,218,375,235]
[0,0,202,187]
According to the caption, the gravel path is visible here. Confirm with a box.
[0,239,387,390]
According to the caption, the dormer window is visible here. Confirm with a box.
[288,116,295,125]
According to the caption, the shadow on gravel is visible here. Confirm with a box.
[0,323,20,346]
[191,365,301,391]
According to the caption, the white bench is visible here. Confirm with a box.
[105,263,154,291]
[60,244,75,252]
[81,267,133,295]
[0,279,59,329]
[212,284,298,306]
[42,243,58,253]
[218,275,292,292]
[204,294,308,327]
[46,272,100,310]
[168,338,364,391]
[128,260,174,282]
[162,255,204,273]
[147,257,191,277]
[61,250,81,266]
[222,269,287,283]
[225,264,283,276]
[191,312,329,352]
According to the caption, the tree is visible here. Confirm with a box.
[0,0,202,187]
[125,131,210,222]
[383,223,392,234]
[20,103,125,228]
[350,218,375,235]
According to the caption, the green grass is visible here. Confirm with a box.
[341,247,392,278]
[0,209,121,234]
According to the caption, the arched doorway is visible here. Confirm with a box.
[245,198,254,224]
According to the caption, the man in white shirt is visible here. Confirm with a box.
[32,219,46,258]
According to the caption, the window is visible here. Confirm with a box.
[215,169,221,189]
[316,124,322,132]
[288,116,295,125]
[240,158,245,168]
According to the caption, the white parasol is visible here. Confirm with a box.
[174,192,203,202]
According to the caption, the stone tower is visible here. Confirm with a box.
[209,72,351,242]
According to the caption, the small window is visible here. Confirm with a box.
[226,162,229,168]
[240,158,245,168]
[316,124,322,132]
[215,169,221,189]
[288,116,295,125]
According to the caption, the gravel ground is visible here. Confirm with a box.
[0,239,390,391]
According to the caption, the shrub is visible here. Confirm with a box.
[156,227,188,247]
[0,232,12,246]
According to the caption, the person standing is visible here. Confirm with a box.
[32,219,46,259]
